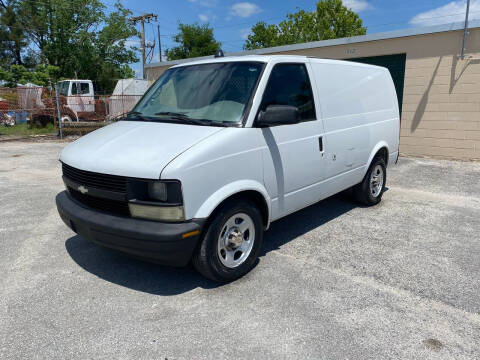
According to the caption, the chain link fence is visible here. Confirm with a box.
[0,86,54,126]
[0,86,143,135]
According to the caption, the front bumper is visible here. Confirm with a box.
[56,191,205,266]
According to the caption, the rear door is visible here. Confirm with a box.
[257,62,327,220]
[348,54,406,115]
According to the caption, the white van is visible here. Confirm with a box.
[56,55,399,282]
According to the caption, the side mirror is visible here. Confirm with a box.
[256,105,300,127]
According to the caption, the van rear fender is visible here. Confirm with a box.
[365,141,389,174]
[194,180,271,228]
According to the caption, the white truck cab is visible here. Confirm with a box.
[57,80,95,121]
[56,55,399,282]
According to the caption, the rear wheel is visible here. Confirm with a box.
[354,156,386,206]
[192,199,263,282]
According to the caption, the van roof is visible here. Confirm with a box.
[170,55,294,67]
[171,55,385,70]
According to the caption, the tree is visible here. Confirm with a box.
[0,0,28,66]
[245,22,281,50]
[244,0,367,50]
[0,0,138,92]
[166,23,221,61]
[0,64,60,87]
[91,3,139,92]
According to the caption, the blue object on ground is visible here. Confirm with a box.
[15,111,28,124]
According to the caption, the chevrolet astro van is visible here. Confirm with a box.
[56,55,400,282]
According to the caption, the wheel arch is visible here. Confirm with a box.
[194,181,271,230]
[366,142,389,171]
[61,107,78,121]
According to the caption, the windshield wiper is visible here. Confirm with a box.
[155,111,189,118]
[125,111,152,122]
[154,112,211,126]
[154,112,233,127]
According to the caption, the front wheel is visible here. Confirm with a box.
[192,199,263,282]
[354,157,387,206]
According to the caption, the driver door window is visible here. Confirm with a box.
[259,63,316,122]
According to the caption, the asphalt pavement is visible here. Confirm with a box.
[1,140,479,359]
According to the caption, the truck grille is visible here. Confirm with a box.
[62,162,127,193]
[68,187,131,217]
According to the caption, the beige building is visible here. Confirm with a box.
[145,21,480,160]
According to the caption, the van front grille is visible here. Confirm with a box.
[62,162,127,193]
[68,187,130,217]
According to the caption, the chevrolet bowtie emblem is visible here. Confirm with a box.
[78,185,88,194]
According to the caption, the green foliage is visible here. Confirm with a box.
[0,0,138,93]
[0,67,8,81]
[0,0,28,66]
[0,64,60,87]
[90,2,140,92]
[244,0,367,50]
[166,23,221,60]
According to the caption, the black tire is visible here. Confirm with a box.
[192,199,264,282]
[354,156,387,206]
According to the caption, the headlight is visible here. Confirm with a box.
[148,182,167,201]
[129,203,185,222]
[127,179,184,222]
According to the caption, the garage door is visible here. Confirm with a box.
[348,53,406,115]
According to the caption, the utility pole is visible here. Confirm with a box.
[130,13,158,79]
[461,0,470,60]
[55,84,63,139]
[157,24,162,62]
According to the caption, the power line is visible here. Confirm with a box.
[2,0,470,29]
[142,10,480,38]
[3,9,479,38]
[4,10,479,49]
[3,1,478,63]
[146,0,472,33]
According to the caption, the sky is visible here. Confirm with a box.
[103,0,478,77]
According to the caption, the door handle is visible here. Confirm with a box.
[318,136,324,153]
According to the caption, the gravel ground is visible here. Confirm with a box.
[1,140,479,359]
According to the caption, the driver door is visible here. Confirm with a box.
[258,62,326,220]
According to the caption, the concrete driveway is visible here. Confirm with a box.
[1,140,479,359]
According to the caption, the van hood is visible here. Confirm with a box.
[60,120,224,179]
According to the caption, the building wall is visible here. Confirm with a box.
[146,28,480,160]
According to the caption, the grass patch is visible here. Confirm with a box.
[0,123,56,137]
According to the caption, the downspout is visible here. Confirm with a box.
[461,0,470,60]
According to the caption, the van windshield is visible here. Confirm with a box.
[128,61,264,126]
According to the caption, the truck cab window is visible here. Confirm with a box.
[80,83,90,95]
[260,63,316,121]
[58,81,69,96]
